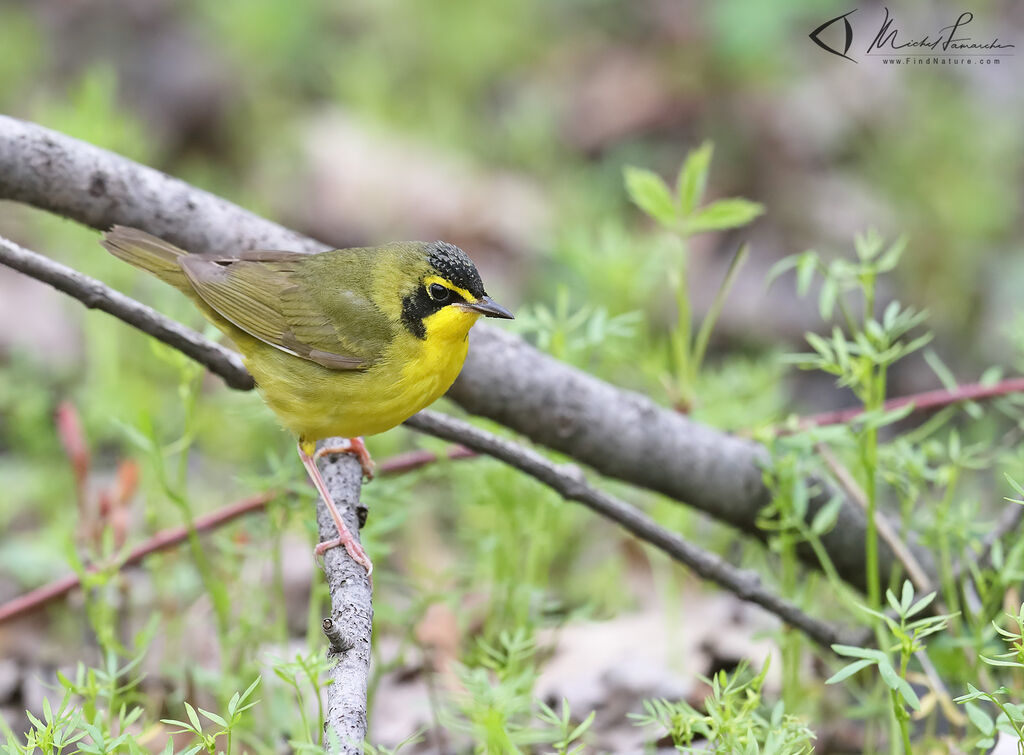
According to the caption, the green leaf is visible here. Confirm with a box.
[810,495,843,535]
[683,198,764,234]
[805,332,835,363]
[895,676,921,710]
[1005,474,1024,500]
[677,141,714,215]
[923,349,958,391]
[796,252,817,296]
[877,659,900,690]
[568,711,596,741]
[906,593,937,620]
[765,254,800,289]
[184,702,202,733]
[819,277,837,320]
[852,401,917,431]
[824,659,872,684]
[875,235,907,271]
[965,701,996,735]
[159,719,196,734]
[980,365,1003,386]
[980,655,1024,668]
[831,644,887,662]
[900,580,915,613]
[954,683,986,703]
[886,588,902,616]
[624,166,678,226]
[198,708,227,728]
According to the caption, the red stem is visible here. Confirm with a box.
[0,445,478,625]
[797,376,1024,428]
[0,492,275,625]
[377,444,476,474]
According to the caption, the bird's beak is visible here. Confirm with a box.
[461,295,514,320]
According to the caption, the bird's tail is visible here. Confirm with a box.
[100,226,193,293]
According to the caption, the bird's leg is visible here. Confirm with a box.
[313,437,376,480]
[297,441,373,575]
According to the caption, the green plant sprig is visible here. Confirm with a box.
[625,141,763,411]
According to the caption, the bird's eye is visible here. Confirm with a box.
[428,283,450,301]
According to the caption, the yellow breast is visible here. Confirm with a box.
[243,306,479,442]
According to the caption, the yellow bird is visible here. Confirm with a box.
[101,227,513,574]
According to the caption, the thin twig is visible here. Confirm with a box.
[0,492,275,625]
[405,411,856,651]
[815,442,933,594]
[799,377,1024,429]
[376,445,476,475]
[0,235,253,390]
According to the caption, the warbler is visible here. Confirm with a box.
[101,227,513,574]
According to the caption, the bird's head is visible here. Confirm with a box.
[399,241,513,341]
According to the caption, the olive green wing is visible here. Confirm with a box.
[179,251,386,370]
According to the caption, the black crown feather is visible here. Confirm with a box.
[428,241,484,298]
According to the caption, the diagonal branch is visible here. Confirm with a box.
[0,114,920,594]
[405,410,855,650]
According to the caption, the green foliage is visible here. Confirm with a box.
[624,142,763,410]
[161,678,260,755]
[440,630,600,754]
[32,66,152,163]
[270,654,331,747]
[956,601,1024,752]
[773,233,931,618]
[512,284,643,365]
[828,582,954,750]
[625,144,765,235]
[1,691,87,755]
[535,700,595,755]
[630,659,815,753]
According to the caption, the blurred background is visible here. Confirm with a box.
[0,0,1022,751]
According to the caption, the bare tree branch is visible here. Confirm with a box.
[406,410,856,650]
[315,448,373,754]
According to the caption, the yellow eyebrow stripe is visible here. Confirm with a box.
[424,274,475,302]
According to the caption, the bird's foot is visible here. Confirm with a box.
[315,530,374,577]
[298,440,373,579]
[314,437,376,480]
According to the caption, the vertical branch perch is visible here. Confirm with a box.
[316,443,373,753]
